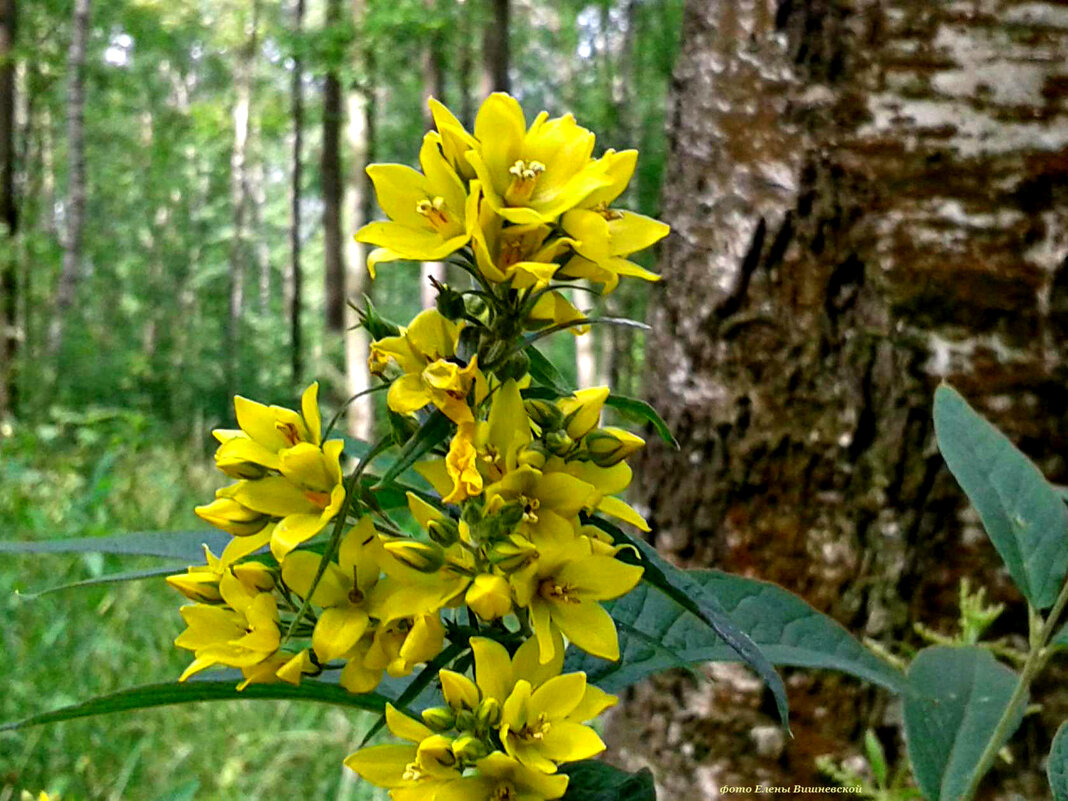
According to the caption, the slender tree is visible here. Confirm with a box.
[0,0,16,417]
[49,0,89,360]
[623,1,1068,797]
[226,0,259,400]
[419,0,446,310]
[322,0,346,335]
[479,0,509,97]
[286,0,306,385]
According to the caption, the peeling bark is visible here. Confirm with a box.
[621,1,1068,798]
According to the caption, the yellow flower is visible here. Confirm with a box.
[175,571,281,682]
[468,182,576,289]
[366,611,446,678]
[166,543,274,603]
[356,131,470,277]
[526,290,588,334]
[559,149,669,293]
[584,426,645,467]
[484,464,596,544]
[444,423,483,503]
[370,308,462,378]
[194,495,269,537]
[465,573,512,621]
[433,752,569,801]
[556,387,608,440]
[511,532,643,663]
[280,517,384,663]
[428,97,479,181]
[499,673,606,772]
[466,93,613,225]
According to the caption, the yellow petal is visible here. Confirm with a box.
[470,637,514,702]
[551,600,620,662]
[386,702,434,743]
[439,669,481,711]
[280,551,349,605]
[539,720,606,762]
[596,494,651,532]
[528,672,586,721]
[313,606,370,663]
[343,743,418,788]
[301,382,322,445]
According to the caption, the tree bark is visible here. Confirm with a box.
[0,0,16,417]
[458,0,475,129]
[617,2,1068,799]
[420,0,446,310]
[322,0,346,335]
[287,0,305,386]
[226,0,258,400]
[479,0,509,97]
[342,0,374,441]
[48,0,88,361]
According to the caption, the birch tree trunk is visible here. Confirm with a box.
[286,0,305,386]
[342,0,374,441]
[480,0,509,97]
[420,0,446,311]
[616,2,1068,799]
[0,0,16,417]
[48,0,88,361]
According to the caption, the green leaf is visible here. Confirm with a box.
[1049,720,1068,801]
[604,394,678,448]
[527,346,572,397]
[560,760,656,801]
[588,517,791,728]
[934,384,1068,609]
[865,729,888,788]
[0,529,230,561]
[0,676,388,733]
[374,410,451,488]
[17,565,184,599]
[903,645,1023,801]
[150,780,200,801]
[564,569,906,695]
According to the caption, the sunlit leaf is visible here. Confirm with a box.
[0,529,230,561]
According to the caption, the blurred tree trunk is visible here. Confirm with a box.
[342,0,374,441]
[420,0,446,311]
[458,0,474,129]
[322,0,345,335]
[618,2,1068,799]
[226,0,258,400]
[0,0,16,418]
[479,0,509,97]
[250,121,271,315]
[48,0,88,361]
[286,0,305,386]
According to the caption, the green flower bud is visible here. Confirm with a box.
[421,706,456,732]
[545,430,573,455]
[451,734,489,763]
[476,697,502,729]
[427,517,460,547]
[354,295,401,339]
[524,399,565,431]
[495,350,530,382]
[454,709,477,732]
[382,539,446,573]
[584,426,646,467]
[495,503,526,532]
[435,285,467,321]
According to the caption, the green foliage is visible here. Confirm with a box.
[559,760,656,801]
[934,384,1068,609]
[1049,721,1068,801]
[903,646,1023,801]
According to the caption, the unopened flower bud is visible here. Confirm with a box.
[195,497,270,537]
[488,535,538,572]
[451,734,489,763]
[356,296,401,340]
[232,562,276,593]
[166,572,222,603]
[422,706,456,731]
[454,709,477,732]
[495,350,529,382]
[559,387,610,439]
[435,285,467,321]
[427,517,460,547]
[495,503,526,531]
[585,427,646,467]
[545,430,573,455]
[416,734,456,771]
[388,409,420,447]
[517,442,549,470]
[465,573,512,621]
[383,540,446,573]
[524,399,565,431]
[476,697,502,729]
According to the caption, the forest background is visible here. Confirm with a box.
[3,1,1068,800]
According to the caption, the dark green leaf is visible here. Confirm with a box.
[374,410,451,488]
[604,394,678,448]
[17,565,184,599]
[1049,720,1068,801]
[587,517,790,729]
[0,677,388,732]
[934,384,1068,609]
[564,569,906,694]
[903,645,1023,801]
[560,760,656,801]
[0,529,230,561]
[527,346,572,397]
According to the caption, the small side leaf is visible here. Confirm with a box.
[934,384,1068,609]
[374,410,451,488]
[0,529,231,561]
[1049,720,1068,801]
[527,346,572,397]
[0,677,388,732]
[589,517,790,729]
[903,645,1023,801]
[17,565,184,599]
[604,395,678,449]
[560,760,657,801]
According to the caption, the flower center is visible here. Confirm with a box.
[416,196,451,232]
[519,712,552,741]
[539,578,577,603]
[505,159,545,205]
[276,421,303,446]
[593,201,624,221]
[348,566,365,604]
[520,495,540,523]
[491,784,517,801]
[402,761,427,782]
[304,490,330,508]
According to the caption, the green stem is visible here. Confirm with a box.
[961,578,1068,800]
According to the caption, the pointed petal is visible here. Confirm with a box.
[551,600,620,662]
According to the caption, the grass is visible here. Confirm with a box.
[0,413,388,801]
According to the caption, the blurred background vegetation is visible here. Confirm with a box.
[0,0,683,798]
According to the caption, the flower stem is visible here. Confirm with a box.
[961,578,1068,800]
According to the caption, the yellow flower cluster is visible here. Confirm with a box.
[175,92,668,800]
